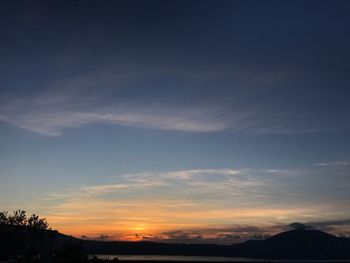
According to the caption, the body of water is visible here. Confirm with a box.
[95,255,350,262]
[95,255,262,261]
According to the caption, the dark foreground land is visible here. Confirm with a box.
[51,260,350,263]
[80,229,350,260]
[1,211,350,262]
[2,221,350,262]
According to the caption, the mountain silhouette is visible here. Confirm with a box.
[3,224,350,260]
[73,228,350,259]
[231,228,350,259]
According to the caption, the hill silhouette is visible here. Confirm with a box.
[231,228,350,259]
[2,218,350,260]
[68,228,350,259]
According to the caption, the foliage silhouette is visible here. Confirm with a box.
[0,210,51,262]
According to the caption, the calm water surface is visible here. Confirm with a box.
[96,255,263,261]
[96,255,350,262]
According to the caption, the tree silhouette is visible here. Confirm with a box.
[0,210,51,261]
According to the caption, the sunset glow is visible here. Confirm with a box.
[1,0,350,245]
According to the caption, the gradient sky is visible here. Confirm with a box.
[1,0,350,244]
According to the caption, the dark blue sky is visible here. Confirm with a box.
[1,0,350,242]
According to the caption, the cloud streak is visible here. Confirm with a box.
[35,166,350,242]
[0,72,332,136]
[0,72,247,136]
[314,161,350,167]
[0,91,235,136]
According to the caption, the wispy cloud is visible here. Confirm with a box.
[0,72,253,135]
[0,73,331,136]
[314,161,350,167]
[36,167,350,242]
[0,91,235,136]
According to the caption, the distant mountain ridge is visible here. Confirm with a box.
[230,229,350,259]
[58,228,350,259]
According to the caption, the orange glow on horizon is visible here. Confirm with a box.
[43,204,325,241]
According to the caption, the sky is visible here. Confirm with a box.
[0,0,350,244]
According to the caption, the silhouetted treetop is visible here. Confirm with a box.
[0,209,49,230]
[0,210,51,261]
